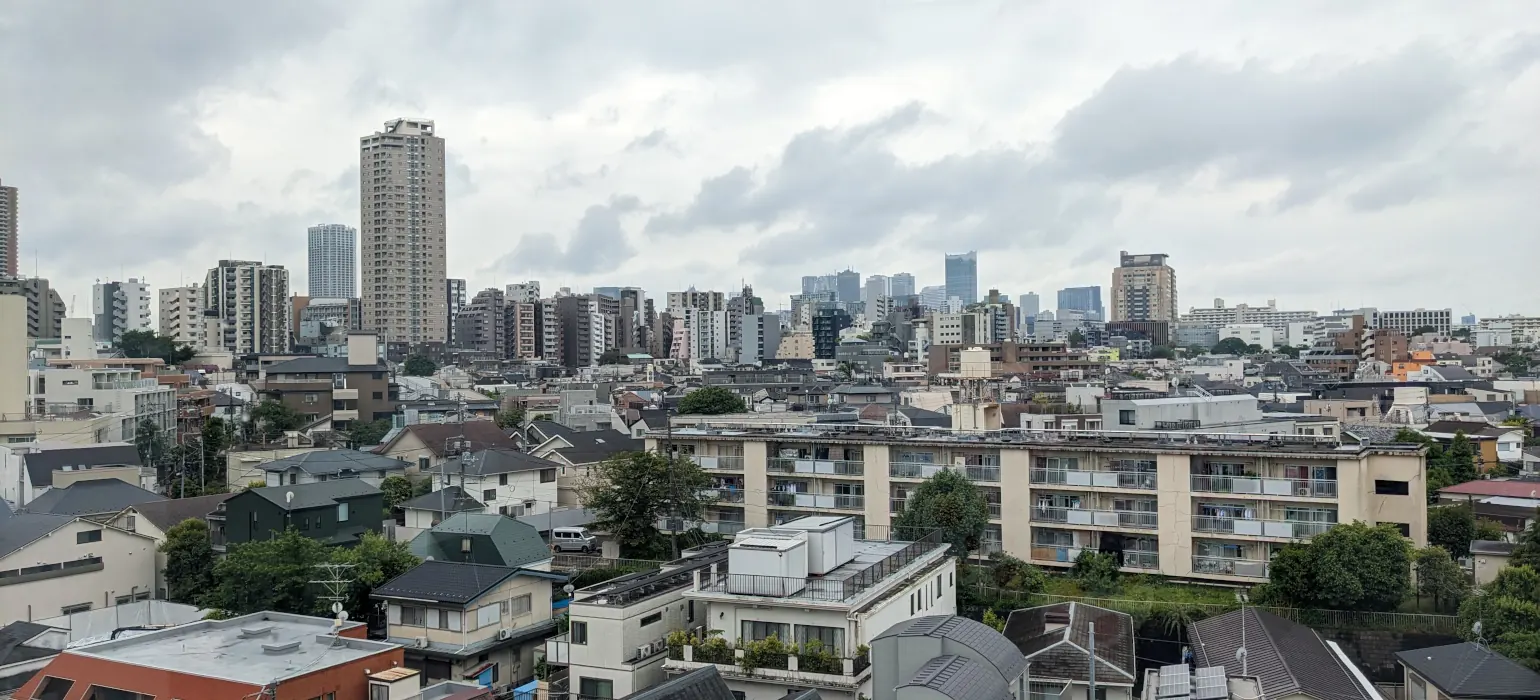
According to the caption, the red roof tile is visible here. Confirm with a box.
[1439,479,1540,498]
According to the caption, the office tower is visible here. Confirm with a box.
[202,260,290,354]
[802,274,838,297]
[944,251,978,306]
[158,285,203,347]
[811,307,852,360]
[1056,286,1103,320]
[1111,251,1177,322]
[667,289,725,313]
[555,293,619,368]
[446,278,466,345]
[360,118,447,343]
[306,224,357,298]
[889,273,915,299]
[0,178,15,278]
[91,278,152,344]
[863,275,890,309]
[0,277,65,339]
[454,288,505,355]
[594,287,649,351]
[835,269,861,304]
[1018,292,1040,319]
[739,312,782,365]
[506,281,540,304]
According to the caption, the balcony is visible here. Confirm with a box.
[1191,555,1270,578]
[704,488,746,504]
[1123,551,1160,570]
[544,633,570,665]
[1029,545,1095,564]
[668,643,871,686]
[1031,468,1157,490]
[769,492,864,510]
[890,462,999,482]
[92,378,159,390]
[1190,475,1338,499]
[690,455,744,471]
[1191,516,1334,539]
[768,458,864,477]
[1033,506,1157,529]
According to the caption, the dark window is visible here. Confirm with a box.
[1119,410,1135,425]
[33,677,75,700]
[1374,480,1410,495]
[499,474,508,486]
[540,468,557,483]
[483,489,497,501]
[640,612,662,627]
[76,530,102,544]
[687,600,695,623]
[578,678,613,699]
[1390,522,1411,537]
[571,621,588,644]
[373,391,383,400]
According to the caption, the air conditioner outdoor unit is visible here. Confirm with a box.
[638,644,651,659]
[498,628,513,641]
[414,637,429,648]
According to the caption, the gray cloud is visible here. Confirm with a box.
[541,162,611,191]
[495,195,641,275]
[624,129,679,154]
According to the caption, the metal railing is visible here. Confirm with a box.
[768,492,865,510]
[890,498,906,514]
[1031,468,1156,490]
[704,488,746,503]
[92,378,160,390]
[1191,555,1270,578]
[670,644,871,677]
[1190,474,1338,498]
[890,461,999,482]
[1123,551,1159,570]
[768,458,864,476]
[691,455,744,470]
[963,465,1001,482]
[700,529,945,602]
[1191,516,1335,538]
[987,503,1002,519]
[1033,506,1157,529]
[1029,545,1095,564]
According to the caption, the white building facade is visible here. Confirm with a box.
[91,278,152,345]
[202,260,291,354]
[306,223,357,299]
[156,285,203,348]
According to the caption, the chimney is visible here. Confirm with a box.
[347,333,378,367]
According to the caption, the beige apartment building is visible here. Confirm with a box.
[360,118,448,344]
[1111,250,1178,322]
[646,424,1427,586]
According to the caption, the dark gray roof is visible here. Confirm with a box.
[263,356,387,374]
[244,479,381,511]
[211,391,248,407]
[22,444,142,488]
[1190,608,1375,700]
[373,561,564,605]
[550,430,643,465]
[0,513,73,558]
[399,486,484,514]
[874,615,1028,683]
[832,384,899,395]
[897,406,951,427]
[25,479,165,516]
[0,621,57,667]
[261,450,409,476]
[1003,602,1135,684]
[622,665,737,700]
[124,492,234,532]
[1428,365,1477,381]
[899,654,1010,700]
[1397,642,1540,698]
[528,420,577,444]
[1471,540,1517,556]
[408,513,552,568]
[383,421,517,457]
[447,448,559,475]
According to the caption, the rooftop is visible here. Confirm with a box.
[25,479,164,516]
[575,545,730,608]
[408,513,552,568]
[1470,539,1516,556]
[1004,602,1135,685]
[1438,478,1540,499]
[243,479,381,511]
[373,561,565,605]
[381,421,517,456]
[261,449,409,476]
[694,528,947,605]
[22,443,142,488]
[1189,608,1376,700]
[262,356,387,374]
[400,485,484,514]
[67,611,393,686]
[1396,642,1540,698]
[447,448,560,476]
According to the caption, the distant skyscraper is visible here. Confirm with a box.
[802,274,837,296]
[944,251,978,306]
[1111,251,1177,322]
[507,281,541,304]
[836,269,861,304]
[1057,286,1103,320]
[889,273,915,299]
[446,278,466,346]
[361,118,447,343]
[307,224,356,298]
[0,277,65,339]
[863,275,889,308]
[1018,293,1040,318]
[0,178,16,278]
[92,278,153,344]
[919,285,948,310]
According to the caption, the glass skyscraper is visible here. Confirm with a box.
[307,223,357,298]
[944,251,978,305]
[1056,286,1103,320]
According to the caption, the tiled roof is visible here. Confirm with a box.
[1396,642,1540,698]
[1003,603,1134,684]
[121,492,233,532]
[22,444,143,488]
[1438,479,1540,499]
[409,513,552,568]
[25,479,165,516]
[244,479,381,511]
[624,665,739,700]
[261,450,409,476]
[898,654,1009,700]
[447,448,560,476]
[373,561,564,605]
[399,486,484,514]
[384,421,517,457]
[549,430,644,465]
[1190,608,1375,700]
[0,513,72,558]
[873,615,1027,684]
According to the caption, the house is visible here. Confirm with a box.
[14,611,403,700]
[1,443,150,510]
[221,479,384,547]
[617,666,743,700]
[209,390,249,424]
[1472,539,1518,585]
[869,615,1029,700]
[104,492,235,597]
[21,479,163,518]
[374,421,519,474]
[528,428,643,507]
[830,385,899,406]
[407,513,554,569]
[1188,608,1379,700]
[0,511,156,625]
[1397,642,1540,699]
[1003,602,1136,700]
[400,485,486,530]
[1423,420,1522,467]
[0,620,68,695]
[374,560,568,687]
[260,449,411,487]
[438,449,561,517]
[250,333,398,430]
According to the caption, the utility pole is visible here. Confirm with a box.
[663,401,679,559]
[1088,621,1097,700]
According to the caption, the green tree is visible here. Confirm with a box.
[1414,546,1469,613]
[1428,504,1478,558]
[1450,328,1472,340]
[892,469,989,556]
[598,349,630,365]
[1071,550,1122,595]
[677,386,747,415]
[496,405,527,430]
[1264,522,1411,611]
[202,529,330,615]
[1276,344,1302,359]
[330,532,421,621]
[1244,343,1264,354]
[579,451,715,558]
[1495,349,1535,377]
[1411,326,1438,337]
[200,416,234,468]
[1067,329,1086,348]
[1459,565,1540,670]
[380,475,415,510]
[344,419,391,449]
[248,400,303,442]
[1443,433,1479,484]
[161,519,216,604]
[118,329,196,365]
[1149,345,1175,359]
[986,552,1046,594]
[1211,337,1251,355]
[1476,519,1509,542]
[981,609,1005,632]
[134,418,172,474]
[1513,517,1540,571]
[1185,345,1208,357]
[403,354,437,376]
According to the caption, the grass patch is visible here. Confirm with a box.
[1040,573,1241,607]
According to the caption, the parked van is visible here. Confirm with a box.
[551,526,597,553]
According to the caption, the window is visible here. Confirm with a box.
[498,473,509,486]
[640,612,663,627]
[124,516,136,532]
[60,603,92,615]
[741,620,789,642]
[510,593,532,617]
[373,391,384,400]
[418,456,431,471]
[400,605,426,626]
[1119,409,1135,425]
[578,678,613,699]
[32,677,75,700]
[796,624,844,652]
[1374,480,1410,496]
[370,685,390,700]
[483,489,497,501]
[687,600,695,623]
[76,530,102,544]
[1390,522,1411,537]
[337,502,350,521]
[570,621,588,644]
[304,393,318,404]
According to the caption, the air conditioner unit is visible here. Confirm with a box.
[638,644,651,659]
[1295,485,1310,496]
[414,636,429,648]
[498,628,513,641]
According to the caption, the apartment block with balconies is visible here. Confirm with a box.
[647,423,1427,586]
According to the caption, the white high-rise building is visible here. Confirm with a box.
[307,223,356,298]
[91,278,152,344]
[158,285,203,347]
[360,118,447,343]
[202,260,290,354]
[506,281,541,304]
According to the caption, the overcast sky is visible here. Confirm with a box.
[3,1,1539,319]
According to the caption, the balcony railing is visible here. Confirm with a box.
[1190,474,1338,498]
[1032,506,1157,529]
[92,378,160,390]
[669,644,871,678]
[979,540,1004,556]
[1030,545,1094,563]
[891,462,1000,482]
[700,529,944,602]
[1191,516,1335,538]
[544,633,570,665]
[1031,468,1156,490]
[768,458,864,476]
[890,498,906,514]
[690,455,744,470]
[769,492,864,510]
[987,503,1002,519]
[703,488,746,503]
[1123,551,1159,570]
[964,465,1001,482]
[1191,555,1270,578]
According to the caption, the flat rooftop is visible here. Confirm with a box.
[70,612,396,686]
[696,534,944,604]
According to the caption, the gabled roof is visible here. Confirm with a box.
[0,620,58,667]
[447,448,559,476]
[373,560,564,605]
[1190,608,1376,700]
[260,450,409,476]
[408,513,552,568]
[545,429,643,465]
[378,421,517,457]
[897,406,951,427]
[831,384,899,395]
[622,665,739,700]
[874,615,1027,684]
[242,479,381,511]
[25,479,165,516]
[211,391,248,407]
[22,444,142,488]
[1396,642,1540,698]
[1003,602,1134,684]
[527,420,577,445]
[898,654,1009,700]
[1424,420,1513,438]
[1470,540,1516,556]
[0,513,74,558]
[1438,479,1540,499]
[400,486,485,514]
[122,492,235,533]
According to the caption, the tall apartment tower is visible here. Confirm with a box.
[446,278,466,346]
[0,277,65,339]
[91,278,153,344]
[944,251,978,306]
[307,224,357,298]
[1111,251,1177,322]
[360,118,447,344]
[202,260,291,354]
[0,178,16,278]
[454,288,505,355]
[158,285,203,347]
[506,281,541,304]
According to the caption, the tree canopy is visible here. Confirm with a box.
[677,386,747,415]
[118,329,196,365]
[162,519,216,604]
[379,475,415,510]
[344,419,391,449]
[1428,504,1478,558]
[1413,546,1469,613]
[1459,565,1540,670]
[330,532,421,622]
[496,405,527,430]
[598,349,630,365]
[202,529,331,615]
[579,451,715,558]
[403,354,437,376]
[1148,345,1175,359]
[1513,517,1540,571]
[1262,522,1411,611]
[248,400,304,443]
[892,469,989,556]
[1211,337,1251,355]
[1071,550,1122,595]
[1067,329,1086,348]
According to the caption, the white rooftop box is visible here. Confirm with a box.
[773,516,856,575]
[728,528,809,596]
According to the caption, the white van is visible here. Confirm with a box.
[551,526,597,553]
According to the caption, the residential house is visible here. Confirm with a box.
[528,427,642,507]
[260,449,411,487]
[0,620,69,695]
[1435,480,1540,539]
[250,333,397,431]
[437,449,561,517]
[617,666,742,700]
[1003,602,1136,700]
[374,421,519,474]
[220,479,384,547]
[0,510,156,625]
[375,560,567,687]
[888,406,951,428]
[1422,420,1515,470]
[1397,642,1540,700]
[104,492,235,597]
[407,513,554,570]
[869,615,1029,700]
[830,385,899,407]
[223,442,327,488]
[21,479,164,518]
[1472,540,1516,585]
[400,485,486,532]
[1189,608,1379,700]
[209,390,249,424]
[1,443,151,511]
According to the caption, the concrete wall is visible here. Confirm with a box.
[0,519,156,624]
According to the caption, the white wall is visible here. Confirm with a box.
[0,519,156,624]
[437,470,558,516]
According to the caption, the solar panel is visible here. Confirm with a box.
[1157,665,1193,700]
[1193,666,1228,700]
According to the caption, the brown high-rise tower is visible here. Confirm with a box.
[359,119,447,344]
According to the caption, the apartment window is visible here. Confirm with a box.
[741,620,790,642]
[1119,410,1135,425]
[498,473,509,486]
[578,678,613,699]
[337,502,350,521]
[510,593,532,617]
[1389,522,1412,537]
[1374,480,1410,496]
[796,625,844,652]
[32,677,75,700]
[124,516,136,532]
[640,612,663,627]
[540,468,557,483]
[483,489,497,502]
[304,393,318,404]
[60,603,92,615]
[76,530,102,544]
[570,621,589,644]
[687,600,695,623]
[399,605,425,626]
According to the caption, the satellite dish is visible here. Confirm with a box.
[332,602,344,614]
[338,611,349,622]
[285,491,295,504]
[564,584,575,595]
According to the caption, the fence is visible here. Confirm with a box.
[551,553,664,572]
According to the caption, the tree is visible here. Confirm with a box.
[1149,345,1175,360]
[118,329,196,365]
[677,386,747,415]
[1185,345,1208,357]
[1264,522,1411,611]
[330,532,420,621]
[1495,349,1535,377]
[403,354,437,377]
[1476,519,1509,542]
[981,608,1005,632]
[1244,344,1264,354]
[1411,326,1438,337]
[1414,546,1469,613]
[248,400,303,443]
[579,451,715,558]
[1071,550,1122,595]
[134,418,172,474]
[1211,337,1251,355]
[892,469,989,556]
[161,519,216,604]
[1513,517,1540,571]
[1428,504,1478,558]
[598,349,630,365]
[1067,329,1086,348]
[1443,433,1480,484]
[1276,344,1302,359]
[1459,565,1540,670]
[344,419,391,449]
[380,475,415,510]
[986,552,1046,593]
[200,416,234,468]
[1451,327,1472,340]
[202,529,330,615]
[496,405,527,430]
